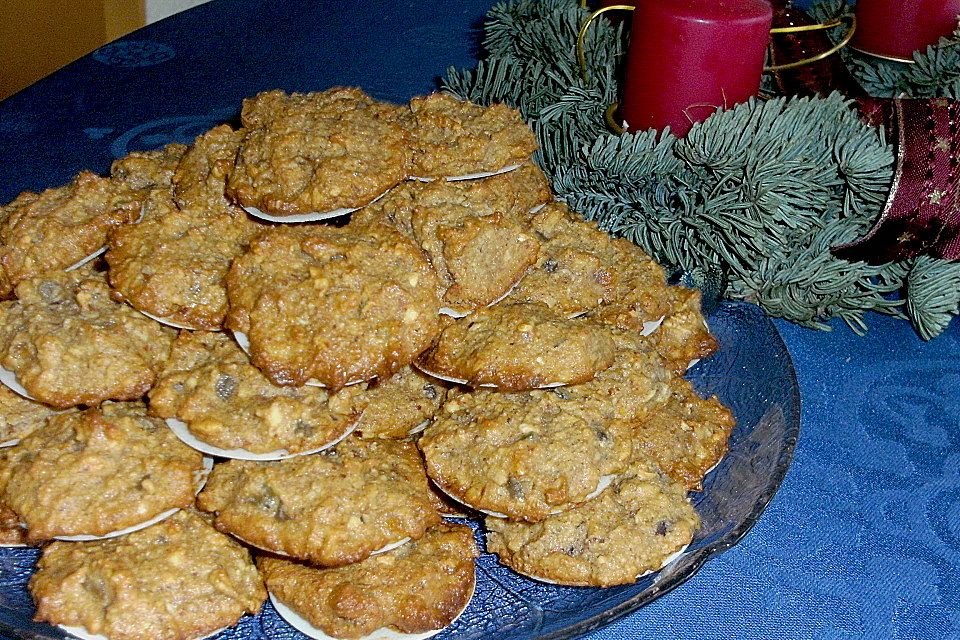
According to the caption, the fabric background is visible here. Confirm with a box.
[0,1,956,638]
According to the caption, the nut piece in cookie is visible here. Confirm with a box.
[30,510,266,640]
[150,331,363,456]
[405,93,538,179]
[227,88,410,216]
[2,402,203,542]
[418,302,616,390]
[0,384,66,445]
[486,463,699,586]
[260,522,477,640]
[225,223,442,389]
[107,188,262,330]
[419,389,633,521]
[0,171,143,299]
[197,437,441,566]
[0,268,175,408]
[631,377,734,490]
[350,366,446,439]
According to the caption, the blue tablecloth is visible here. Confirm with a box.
[0,1,957,638]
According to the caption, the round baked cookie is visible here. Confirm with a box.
[503,202,621,316]
[2,402,204,542]
[149,331,363,454]
[418,388,634,521]
[110,143,187,192]
[227,88,410,216]
[197,437,441,566]
[225,223,443,388]
[0,171,143,299]
[30,510,266,640]
[418,302,616,390]
[642,286,719,373]
[411,204,539,314]
[355,167,550,313]
[485,463,699,586]
[107,189,262,330]
[0,268,176,408]
[260,522,477,639]
[173,124,244,215]
[558,328,675,425]
[0,384,64,444]
[350,366,446,439]
[632,377,734,490]
[352,162,552,241]
[405,93,538,178]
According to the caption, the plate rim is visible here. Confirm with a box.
[538,301,802,640]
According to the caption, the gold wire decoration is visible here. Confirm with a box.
[765,15,857,71]
[577,5,635,84]
[576,5,858,132]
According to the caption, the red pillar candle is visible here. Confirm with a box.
[853,0,960,62]
[620,0,773,137]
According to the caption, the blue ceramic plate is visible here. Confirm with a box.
[0,301,799,640]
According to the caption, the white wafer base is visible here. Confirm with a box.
[409,163,523,183]
[231,331,370,388]
[60,624,227,640]
[0,366,36,402]
[64,247,106,272]
[166,417,356,461]
[268,573,474,640]
[434,474,616,519]
[506,542,691,586]
[53,457,214,542]
[139,310,215,332]
[241,188,391,224]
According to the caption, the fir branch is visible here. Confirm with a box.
[443,0,960,338]
[812,0,960,99]
[906,257,960,340]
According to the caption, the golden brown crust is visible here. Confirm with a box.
[110,143,187,192]
[0,448,27,545]
[354,165,551,313]
[350,366,446,439]
[0,171,143,299]
[486,463,699,586]
[107,189,262,330]
[0,384,64,444]
[227,88,410,215]
[419,302,616,390]
[259,522,477,639]
[631,377,734,490]
[149,331,363,454]
[405,93,538,178]
[173,124,244,215]
[644,286,719,373]
[2,402,203,542]
[225,223,442,388]
[197,438,441,566]
[419,389,634,521]
[504,202,620,316]
[0,269,175,408]
[30,510,266,640]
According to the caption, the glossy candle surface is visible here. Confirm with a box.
[620,0,772,137]
[853,0,960,61]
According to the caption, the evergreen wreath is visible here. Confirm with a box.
[442,0,960,339]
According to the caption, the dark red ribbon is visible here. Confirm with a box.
[833,98,960,264]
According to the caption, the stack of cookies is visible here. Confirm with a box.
[0,87,733,640]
